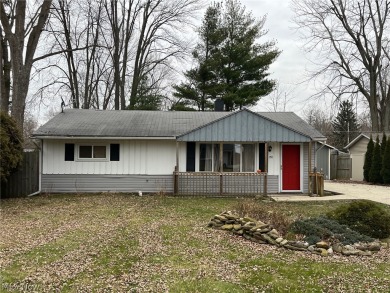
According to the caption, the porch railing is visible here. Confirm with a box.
[173,172,267,197]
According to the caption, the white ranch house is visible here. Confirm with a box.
[33,109,326,195]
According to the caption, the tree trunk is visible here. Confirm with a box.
[0,28,11,112]
[0,0,52,131]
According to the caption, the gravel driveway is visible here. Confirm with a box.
[271,181,390,205]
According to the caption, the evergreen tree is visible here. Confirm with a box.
[0,112,23,182]
[173,4,223,111]
[382,139,390,184]
[363,136,374,182]
[127,75,163,110]
[173,0,280,111]
[369,136,383,183]
[381,133,387,157]
[331,100,360,150]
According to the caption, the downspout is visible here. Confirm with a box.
[27,139,42,197]
[314,141,327,174]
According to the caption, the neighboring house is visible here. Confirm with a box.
[315,142,339,180]
[345,132,390,181]
[32,109,326,195]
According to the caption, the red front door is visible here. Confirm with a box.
[282,144,301,191]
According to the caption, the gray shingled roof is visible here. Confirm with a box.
[33,108,325,140]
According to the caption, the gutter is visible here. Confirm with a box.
[31,136,176,140]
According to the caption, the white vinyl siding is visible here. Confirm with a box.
[43,140,186,175]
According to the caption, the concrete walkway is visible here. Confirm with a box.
[271,181,390,205]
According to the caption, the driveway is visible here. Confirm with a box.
[271,181,390,205]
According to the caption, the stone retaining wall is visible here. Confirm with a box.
[208,211,382,256]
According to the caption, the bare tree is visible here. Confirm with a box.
[0,23,11,112]
[0,0,52,130]
[303,105,335,144]
[263,82,295,112]
[43,0,107,109]
[103,0,141,110]
[292,0,390,131]
[128,0,202,109]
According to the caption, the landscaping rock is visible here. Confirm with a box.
[221,224,233,230]
[287,241,309,249]
[316,248,328,256]
[357,250,373,257]
[332,243,343,253]
[261,234,278,245]
[280,239,289,246]
[225,214,239,220]
[257,227,272,233]
[243,216,257,223]
[207,212,381,257]
[354,242,381,252]
[275,237,284,244]
[342,248,361,256]
[233,229,244,236]
[268,229,280,239]
[215,215,227,222]
[257,223,270,229]
[316,241,330,249]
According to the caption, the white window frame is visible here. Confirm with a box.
[76,144,109,161]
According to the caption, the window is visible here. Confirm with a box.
[199,144,212,171]
[199,143,255,172]
[78,145,107,159]
[242,144,255,172]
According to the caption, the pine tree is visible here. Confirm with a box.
[369,136,383,183]
[331,100,360,150]
[381,139,390,184]
[173,0,280,111]
[172,4,223,111]
[363,136,374,182]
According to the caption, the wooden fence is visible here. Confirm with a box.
[1,151,39,198]
[173,172,267,197]
[330,152,352,180]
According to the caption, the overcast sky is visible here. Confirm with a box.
[33,0,327,124]
[240,0,326,116]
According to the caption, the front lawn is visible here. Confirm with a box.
[1,194,389,292]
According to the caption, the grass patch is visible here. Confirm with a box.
[1,194,389,292]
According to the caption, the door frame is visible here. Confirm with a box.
[280,143,303,192]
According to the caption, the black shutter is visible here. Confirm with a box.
[186,142,196,171]
[110,144,120,161]
[65,143,75,161]
[259,143,265,172]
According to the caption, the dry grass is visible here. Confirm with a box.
[1,194,389,292]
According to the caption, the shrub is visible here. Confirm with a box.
[369,136,383,183]
[363,136,374,182]
[289,216,373,245]
[381,133,387,158]
[0,112,23,182]
[382,139,390,184]
[327,200,390,239]
[233,200,292,236]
